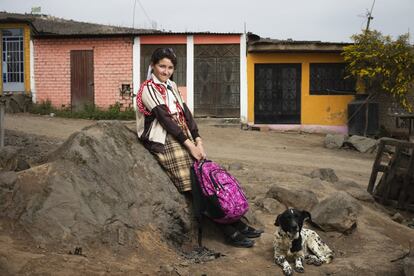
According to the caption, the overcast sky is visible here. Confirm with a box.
[2,0,413,42]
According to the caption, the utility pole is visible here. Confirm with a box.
[365,0,376,32]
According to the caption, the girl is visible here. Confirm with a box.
[136,48,262,247]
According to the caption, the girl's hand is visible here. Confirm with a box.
[184,139,203,161]
[196,143,207,160]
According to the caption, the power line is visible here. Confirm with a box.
[132,0,153,29]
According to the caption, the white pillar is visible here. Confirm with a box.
[240,33,248,123]
[30,40,36,103]
[186,35,194,113]
[132,36,141,111]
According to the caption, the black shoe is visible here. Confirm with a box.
[240,226,264,238]
[227,231,255,248]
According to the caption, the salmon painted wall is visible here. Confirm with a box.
[0,23,31,95]
[140,35,187,44]
[247,52,354,126]
[194,35,240,44]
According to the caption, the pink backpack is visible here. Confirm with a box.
[192,160,249,224]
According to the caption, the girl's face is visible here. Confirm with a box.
[152,58,174,83]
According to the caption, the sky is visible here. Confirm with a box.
[1,0,413,42]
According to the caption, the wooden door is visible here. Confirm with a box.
[71,50,94,111]
[194,45,240,117]
[254,64,301,124]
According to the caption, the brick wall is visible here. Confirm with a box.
[34,37,134,110]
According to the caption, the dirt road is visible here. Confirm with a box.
[5,113,373,183]
[4,113,411,276]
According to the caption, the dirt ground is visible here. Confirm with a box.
[1,113,414,276]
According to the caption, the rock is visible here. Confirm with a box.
[391,213,404,224]
[243,207,262,227]
[261,198,283,213]
[404,254,414,276]
[334,179,362,190]
[0,171,17,189]
[311,191,362,233]
[333,180,374,202]
[2,121,191,248]
[15,159,30,171]
[159,264,175,275]
[266,185,319,211]
[310,168,339,183]
[324,134,347,149]
[346,135,378,153]
[228,162,243,171]
[0,146,19,171]
[306,178,324,190]
[346,188,374,202]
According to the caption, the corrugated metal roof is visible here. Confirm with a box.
[0,12,242,37]
[0,12,159,36]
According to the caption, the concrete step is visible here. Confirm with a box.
[194,117,241,128]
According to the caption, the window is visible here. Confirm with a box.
[2,28,25,91]
[310,63,356,95]
[140,45,186,86]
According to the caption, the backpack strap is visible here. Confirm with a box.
[190,165,205,247]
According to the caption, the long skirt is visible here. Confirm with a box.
[154,134,194,192]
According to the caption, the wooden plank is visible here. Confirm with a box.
[381,145,403,204]
[367,140,385,193]
[398,148,414,208]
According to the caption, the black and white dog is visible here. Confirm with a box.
[273,208,333,276]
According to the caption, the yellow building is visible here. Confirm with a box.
[247,35,355,133]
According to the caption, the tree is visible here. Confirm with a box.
[342,30,414,112]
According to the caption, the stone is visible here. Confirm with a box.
[266,185,319,211]
[306,178,324,190]
[346,135,378,153]
[324,134,347,149]
[0,146,19,171]
[346,188,374,203]
[311,191,362,233]
[15,159,30,172]
[404,254,414,276]
[261,198,283,214]
[310,168,339,183]
[0,171,17,189]
[334,179,362,190]
[391,212,404,224]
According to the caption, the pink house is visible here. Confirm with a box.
[24,14,246,117]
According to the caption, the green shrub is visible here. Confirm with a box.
[29,101,135,120]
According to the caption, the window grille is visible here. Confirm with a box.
[310,63,355,95]
[2,28,24,91]
[140,45,186,86]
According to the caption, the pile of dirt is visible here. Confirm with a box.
[1,121,192,250]
[3,129,62,166]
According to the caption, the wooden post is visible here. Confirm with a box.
[0,99,4,148]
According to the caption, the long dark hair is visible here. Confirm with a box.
[151,48,177,67]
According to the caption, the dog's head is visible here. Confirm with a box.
[275,208,311,239]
